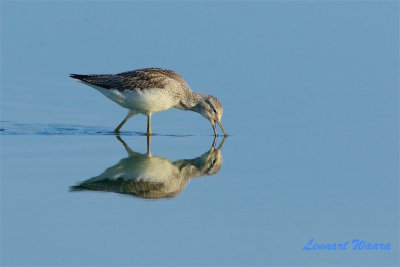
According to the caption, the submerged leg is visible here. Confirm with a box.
[147,113,152,136]
[114,111,136,133]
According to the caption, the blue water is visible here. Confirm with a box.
[1,1,398,266]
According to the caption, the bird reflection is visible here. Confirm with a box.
[71,136,226,199]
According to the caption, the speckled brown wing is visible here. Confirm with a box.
[69,73,119,89]
[70,68,188,91]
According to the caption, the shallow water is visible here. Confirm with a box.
[1,1,399,266]
[1,121,398,266]
[0,121,196,137]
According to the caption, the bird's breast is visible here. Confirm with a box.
[94,85,178,113]
[124,89,177,113]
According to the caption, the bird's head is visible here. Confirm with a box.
[195,94,227,136]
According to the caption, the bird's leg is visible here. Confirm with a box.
[114,111,136,133]
[212,123,218,136]
[147,113,152,136]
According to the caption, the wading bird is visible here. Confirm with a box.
[70,68,227,136]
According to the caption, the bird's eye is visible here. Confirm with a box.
[206,99,217,114]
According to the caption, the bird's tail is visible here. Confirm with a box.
[70,74,89,81]
[69,73,114,89]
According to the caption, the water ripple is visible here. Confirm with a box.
[0,121,196,137]
[0,121,143,136]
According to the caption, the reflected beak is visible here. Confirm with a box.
[217,122,227,136]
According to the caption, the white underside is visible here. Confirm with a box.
[83,82,176,114]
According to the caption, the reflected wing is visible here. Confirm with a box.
[71,178,184,199]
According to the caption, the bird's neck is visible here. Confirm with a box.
[180,91,206,111]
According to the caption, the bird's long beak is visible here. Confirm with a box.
[212,123,217,136]
[217,122,227,136]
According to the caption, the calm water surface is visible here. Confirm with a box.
[1,1,398,266]
[1,122,398,266]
